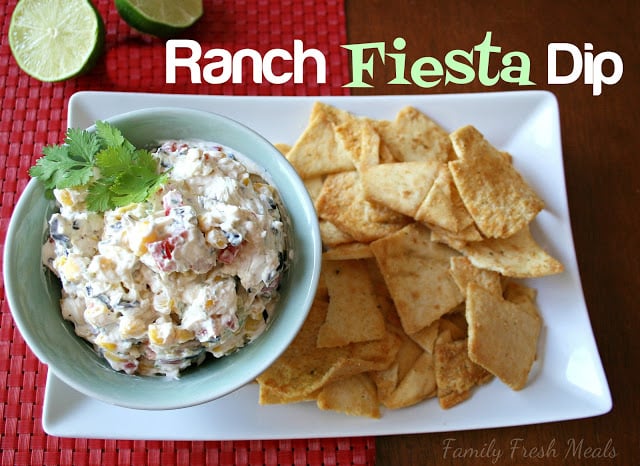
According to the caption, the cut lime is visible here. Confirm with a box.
[8,0,105,82]
[115,0,203,38]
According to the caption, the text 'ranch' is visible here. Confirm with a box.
[165,32,623,96]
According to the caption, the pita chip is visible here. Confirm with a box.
[286,102,355,177]
[429,223,483,250]
[408,320,440,354]
[257,298,400,404]
[449,256,503,297]
[317,259,386,347]
[383,351,437,409]
[449,125,544,238]
[322,242,373,261]
[273,142,291,155]
[466,282,542,390]
[319,220,353,248]
[434,337,493,409]
[415,163,477,234]
[316,373,381,418]
[374,106,455,162]
[361,160,441,217]
[370,223,464,334]
[334,117,381,172]
[461,226,564,278]
[302,176,325,202]
[315,171,409,243]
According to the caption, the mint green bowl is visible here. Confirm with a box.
[3,108,321,410]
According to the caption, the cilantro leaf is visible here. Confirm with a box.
[65,127,100,164]
[29,121,167,212]
[95,145,134,177]
[110,166,167,207]
[132,149,159,172]
[29,144,94,190]
[28,145,67,189]
[86,177,116,212]
[95,120,134,151]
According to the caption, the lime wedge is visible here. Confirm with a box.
[115,0,203,38]
[8,0,105,82]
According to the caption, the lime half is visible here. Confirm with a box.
[8,0,105,82]
[115,0,203,38]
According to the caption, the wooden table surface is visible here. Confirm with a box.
[344,1,639,464]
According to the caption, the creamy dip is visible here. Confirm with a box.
[42,140,289,378]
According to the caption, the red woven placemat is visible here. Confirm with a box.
[0,1,376,465]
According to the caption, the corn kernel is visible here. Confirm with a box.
[57,189,73,207]
[244,316,262,333]
[103,350,127,363]
[205,299,216,308]
[128,221,157,255]
[119,316,146,339]
[55,256,82,282]
[148,325,163,345]
[113,204,137,215]
[84,301,114,328]
[97,256,115,270]
[175,328,195,343]
[148,323,174,346]
[95,335,118,352]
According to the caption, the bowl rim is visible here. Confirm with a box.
[3,106,322,410]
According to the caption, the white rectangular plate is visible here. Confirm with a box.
[42,91,611,440]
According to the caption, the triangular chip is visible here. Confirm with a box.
[392,326,425,382]
[273,142,291,155]
[429,223,483,250]
[334,117,381,172]
[369,361,399,405]
[317,260,386,347]
[466,282,542,390]
[361,160,441,217]
[348,328,402,371]
[302,175,325,202]
[286,102,355,177]
[448,125,544,238]
[460,226,564,278]
[383,351,437,409]
[374,106,455,162]
[449,256,503,297]
[371,326,437,409]
[357,117,397,163]
[503,281,541,319]
[315,171,409,243]
[257,384,318,405]
[319,220,353,248]
[257,299,346,403]
[434,337,493,409]
[415,164,476,233]
[322,242,373,261]
[257,298,401,404]
[316,373,381,418]
[408,319,440,354]
[370,223,464,334]
[315,268,329,303]
[438,313,468,341]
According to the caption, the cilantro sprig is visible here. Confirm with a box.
[29,121,168,212]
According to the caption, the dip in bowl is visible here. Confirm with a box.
[3,107,321,410]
